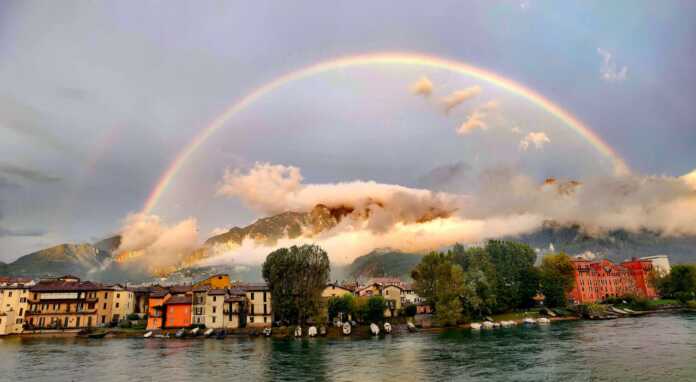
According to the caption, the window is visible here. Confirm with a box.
[250,316,254,323]
[212,316,216,323]
[103,303,107,309]
[104,292,108,298]
[263,292,267,302]
[251,305,254,314]
[8,291,12,297]
[101,316,106,324]
[116,293,120,298]
[212,306,216,313]
[264,317,267,323]
[213,296,216,302]
[250,292,255,300]
[263,305,267,315]
[116,303,120,308]
[19,308,23,316]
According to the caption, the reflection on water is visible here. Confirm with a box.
[1,313,696,381]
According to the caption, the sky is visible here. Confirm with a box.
[1,1,695,263]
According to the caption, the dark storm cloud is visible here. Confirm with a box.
[0,96,72,153]
[0,163,61,183]
[417,161,472,193]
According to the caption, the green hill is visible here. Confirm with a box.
[349,249,423,280]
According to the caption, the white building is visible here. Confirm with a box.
[640,255,671,276]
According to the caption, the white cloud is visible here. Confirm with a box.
[598,48,628,82]
[519,131,550,151]
[442,86,482,113]
[410,76,433,96]
[455,100,498,135]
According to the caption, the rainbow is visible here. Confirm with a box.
[142,52,629,214]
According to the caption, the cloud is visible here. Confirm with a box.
[116,212,199,269]
[417,161,472,192]
[0,226,46,237]
[0,96,72,153]
[442,86,482,113]
[218,162,465,233]
[597,48,628,82]
[209,227,228,237]
[519,131,550,151]
[0,163,61,182]
[511,126,522,134]
[410,77,433,96]
[455,100,498,135]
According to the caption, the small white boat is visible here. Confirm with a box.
[189,327,200,336]
[203,328,214,337]
[294,326,302,337]
[492,322,501,328]
[319,326,327,336]
[370,323,380,336]
[154,333,170,338]
[538,317,551,325]
[501,321,513,327]
[342,322,352,335]
[143,331,153,338]
[383,322,392,334]
[522,318,537,325]
[407,322,418,332]
[175,329,186,338]
[482,321,494,329]
[262,328,272,337]
[470,323,482,330]
[308,326,317,337]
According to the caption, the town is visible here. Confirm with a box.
[0,242,677,338]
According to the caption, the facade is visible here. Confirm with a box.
[640,255,671,276]
[192,286,209,326]
[146,290,170,330]
[204,289,226,328]
[0,280,34,335]
[163,294,192,328]
[194,274,230,289]
[96,285,135,326]
[131,287,152,315]
[401,284,424,306]
[381,285,403,317]
[568,258,658,304]
[223,294,246,329]
[240,283,271,328]
[321,283,353,299]
[26,276,101,330]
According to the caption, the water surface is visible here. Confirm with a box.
[2,313,695,381]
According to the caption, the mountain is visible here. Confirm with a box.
[0,243,112,278]
[511,221,696,264]
[348,249,423,281]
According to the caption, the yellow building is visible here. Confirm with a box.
[26,276,100,330]
[194,274,231,289]
[322,283,354,299]
[204,289,226,328]
[0,281,34,335]
[381,284,403,317]
[95,284,135,326]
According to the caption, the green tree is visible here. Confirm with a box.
[654,264,696,301]
[538,253,575,307]
[433,263,466,325]
[411,252,452,308]
[328,294,356,321]
[366,296,386,322]
[262,244,331,324]
[485,240,536,312]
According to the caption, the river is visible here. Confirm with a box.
[1,313,695,382]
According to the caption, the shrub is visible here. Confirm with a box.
[127,313,139,321]
[118,320,132,329]
[404,304,417,317]
[687,300,696,309]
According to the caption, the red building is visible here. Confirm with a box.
[568,258,657,304]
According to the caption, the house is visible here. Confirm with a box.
[163,294,192,328]
[238,283,271,328]
[621,258,658,299]
[0,280,34,335]
[640,255,671,276]
[131,286,153,316]
[321,283,354,299]
[26,276,101,330]
[146,290,171,330]
[194,274,230,289]
[381,284,403,317]
[204,289,226,328]
[400,283,423,306]
[96,284,135,326]
[223,288,247,329]
[355,284,381,297]
[191,286,209,326]
[568,258,659,304]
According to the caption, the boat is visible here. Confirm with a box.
[203,328,214,337]
[308,326,317,337]
[143,331,153,338]
[383,322,392,334]
[189,327,200,336]
[154,333,170,339]
[175,328,186,338]
[87,331,108,339]
[492,322,501,328]
[294,326,302,337]
[262,327,272,337]
[470,323,482,330]
[482,321,494,329]
[500,321,513,328]
[370,323,380,336]
[407,322,418,332]
[342,322,352,336]
[538,317,551,325]
[215,330,227,340]
[319,326,327,336]
[522,318,537,325]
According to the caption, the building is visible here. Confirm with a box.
[203,289,226,328]
[146,290,171,330]
[193,274,230,289]
[621,258,658,299]
[192,286,209,326]
[163,294,192,328]
[239,283,271,327]
[568,258,658,304]
[640,255,671,276]
[26,276,101,330]
[96,284,135,326]
[321,283,354,299]
[401,283,424,306]
[0,280,34,335]
[131,286,153,316]
[381,284,403,317]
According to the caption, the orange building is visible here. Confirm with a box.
[146,290,170,330]
[569,258,658,304]
[163,295,192,328]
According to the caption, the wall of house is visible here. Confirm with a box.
[204,294,225,329]
[164,304,191,328]
[0,287,30,333]
[246,290,271,327]
[146,297,167,330]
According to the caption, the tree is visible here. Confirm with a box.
[539,253,575,307]
[411,252,452,308]
[404,304,417,317]
[262,244,331,324]
[328,294,356,321]
[433,264,466,325]
[365,296,386,322]
[485,240,536,312]
[654,264,696,301]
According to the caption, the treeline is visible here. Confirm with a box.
[411,241,575,325]
[653,264,696,302]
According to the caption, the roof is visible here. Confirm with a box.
[30,280,103,293]
[237,283,269,291]
[149,290,170,298]
[208,289,227,296]
[326,283,354,291]
[164,295,192,305]
[224,296,245,303]
[169,285,192,294]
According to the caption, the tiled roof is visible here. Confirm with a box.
[224,296,245,303]
[208,289,227,296]
[149,290,170,298]
[164,295,192,305]
[169,285,192,294]
[237,283,269,291]
[30,280,103,292]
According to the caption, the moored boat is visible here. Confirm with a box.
[87,331,108,339]
[189,327,200,336]
[175,328,186,338]
[522,318,537,325]
[538,317,551,324]
[482,321,494,329]
[319,326,327,336]
[262,328,272,337]
[342,322,352,336]
[294,326,302,337]
[383,322,392,334]
[143,331,153,338]
[370,323,380,336]
[308,326,317,337]
[203,328,214,337]
[215,330,226,340]
[470,323,482,330]
[407,322,418,332]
